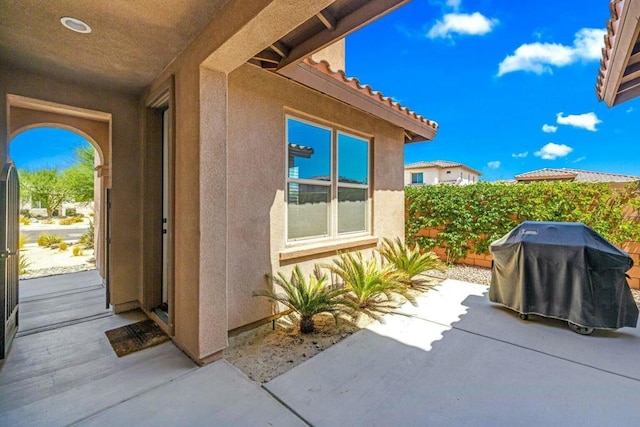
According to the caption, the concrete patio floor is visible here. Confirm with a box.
[1,275,639,426]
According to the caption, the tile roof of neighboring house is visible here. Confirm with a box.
[280,58,437,143]
[596,0,640,106]
[515,168,640,183]
[405,160,482,175]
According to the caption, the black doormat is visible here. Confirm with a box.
[105,319,170,357]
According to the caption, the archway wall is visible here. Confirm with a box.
[1,63,144,310]
[9,107,110,168]
[10,112,110,278]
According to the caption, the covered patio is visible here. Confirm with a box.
[2,278,639,426]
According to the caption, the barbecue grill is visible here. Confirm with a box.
[489,221,638,334]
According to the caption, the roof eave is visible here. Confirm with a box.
[598,0,640,106]
[278,61,438,142]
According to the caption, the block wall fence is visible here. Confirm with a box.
[416,227,640,290]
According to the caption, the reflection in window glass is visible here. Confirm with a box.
[338,187,367,234]
[337,133,368,184]
[287,183,329,240]
[287,118,331,181]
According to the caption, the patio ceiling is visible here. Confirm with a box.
[597,0,640,106]
[0,0,232,93]
[0,0,411,94]
[249,0,410,71]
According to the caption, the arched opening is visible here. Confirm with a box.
[9,125,100,279]
[6,96,113,334]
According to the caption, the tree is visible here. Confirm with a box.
[20,168,70,217]
[61,146,95,203]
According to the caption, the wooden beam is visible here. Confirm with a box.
[277,0,410,71]
[253,49,281,64]
[621,61,640,83]
[270,41,290,58]
[619,74,640,93]
[316,10,337,30]
[627,51,640,67]
[615,82,640,105]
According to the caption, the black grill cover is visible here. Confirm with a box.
[489,221,638,329]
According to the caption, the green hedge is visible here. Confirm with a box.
[406,181,640,262]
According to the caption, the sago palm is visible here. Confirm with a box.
[378,237,445,287]
[326,252,410,318]
[254,266,352,333]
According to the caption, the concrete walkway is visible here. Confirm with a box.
[265,280,640,426]
[18,270,109,335]
[2,278,639,426]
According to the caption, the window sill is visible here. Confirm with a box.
[279,236,379,264]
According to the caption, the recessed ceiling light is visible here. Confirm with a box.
[60,17,91,34]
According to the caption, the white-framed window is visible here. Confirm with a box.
[286,116,370,242]
[411,172,423,184]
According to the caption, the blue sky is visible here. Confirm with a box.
[9,1,639,182]
[10,128,90,171]
[346,0,640,181]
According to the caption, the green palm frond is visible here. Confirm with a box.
[325,251,410,318]
[254,266,354,333]
[378,237,445,287]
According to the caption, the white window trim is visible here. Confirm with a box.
[285,115,371,245]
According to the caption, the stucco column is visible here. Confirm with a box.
[198,67,229,361]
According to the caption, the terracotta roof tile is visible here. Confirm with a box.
[303,58,438,131]
[596,0,624,100]
[516,168,639,182]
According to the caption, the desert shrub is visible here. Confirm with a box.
[59,217,83,225]
[20,209,31,218]
[59,241,68,251]
[19,254,31,275]
[19,234,28,249]
[72,245,84,256]
[378,237,445,287]
[326,252,410,318]
[19,215,31,226]
[80,220,94,249]
[254,266,353,333]
[37,234,63,247]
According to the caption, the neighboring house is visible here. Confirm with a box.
[597,0,640,106]
[515,168,640,184]
[404,160,480,186]
[0,1,438,363]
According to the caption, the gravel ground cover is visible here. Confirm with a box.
[434,265,640,309]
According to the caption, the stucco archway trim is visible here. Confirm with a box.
[6,94,112,284]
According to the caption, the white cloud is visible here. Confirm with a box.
[498,28,606,76]
[428,12,498,38]
[572,156,586,163]
[487,160,501,169]
[534,143,573,160]
[542,124,558,133]
[512,152,528,158]
[626,107,634,113]
[446,0,462,10]
[556,112,602,131]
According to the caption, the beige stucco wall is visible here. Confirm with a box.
[311,39,346,71]
[226,64,405,330]
[0,64,143,309]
